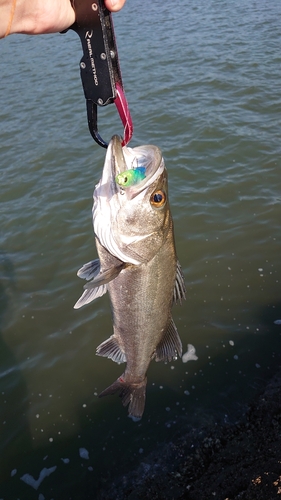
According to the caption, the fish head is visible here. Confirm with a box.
[93,135,173,265]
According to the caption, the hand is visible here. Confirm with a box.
[0,0,127,38]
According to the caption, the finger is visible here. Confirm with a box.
[104,0,127,12]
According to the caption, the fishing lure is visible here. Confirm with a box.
[116,167,146,188]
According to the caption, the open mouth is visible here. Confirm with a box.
[110,135,164,193]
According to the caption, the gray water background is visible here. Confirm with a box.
[0,0,281,497]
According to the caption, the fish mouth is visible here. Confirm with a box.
[93,136,166,265]
[109,135,164,196]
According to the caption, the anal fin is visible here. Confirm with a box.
[155,318,182,362]
[96,335,126,364]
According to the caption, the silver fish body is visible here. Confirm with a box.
[74,136,185,419]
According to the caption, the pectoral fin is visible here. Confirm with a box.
[77,259,100,280]
[155,318,182,362]
[74,260,126,309]
[74,259,107,309]
[173,260,186,305]
[83,263,126,290]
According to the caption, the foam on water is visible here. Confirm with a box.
[20,466,57,490]
[182,344,198,363]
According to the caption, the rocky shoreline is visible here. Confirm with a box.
[98,369,281,500]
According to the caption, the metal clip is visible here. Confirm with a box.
[65,0,133,148]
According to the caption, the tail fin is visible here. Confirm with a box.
[99,376,147,420]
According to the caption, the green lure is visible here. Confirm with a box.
[115,167,146,188]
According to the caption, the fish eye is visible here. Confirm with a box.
[150,190,166,208]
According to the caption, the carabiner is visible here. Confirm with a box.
[62,0,133,148]
[86,82,133,148]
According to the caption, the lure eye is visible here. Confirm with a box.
[150,190,166,208]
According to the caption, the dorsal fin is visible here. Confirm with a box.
[173,260,186,305]
[155,318,182,362]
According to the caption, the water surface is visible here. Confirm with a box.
[0,0,281,498]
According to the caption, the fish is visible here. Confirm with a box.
[74,135,186,419]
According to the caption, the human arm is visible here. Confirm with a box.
[0,0,126,38]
